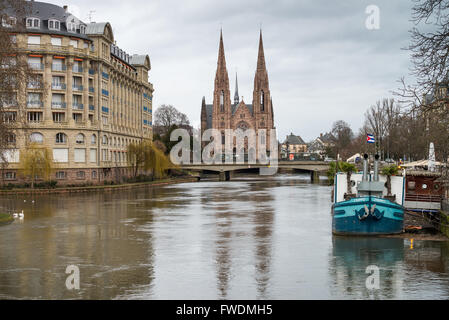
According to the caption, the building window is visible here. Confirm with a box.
[55,132,67,144]
[2,16,16,28]
[76,171,85,179]
[76,133,85,144]
[6,133,15,145]
[260,90,265,112]
[26,18,40,29]
[73,113,83,122]
[56,171,67,180]
[92,170,97,179]
[30,132,43,143]
[70,39,78,48]
[67,22,76,32]
[27,112,43,123]
[3,172,16,180]
[90,149,97,163]
[48,20,60,30]
[52,112,65,123]
[27,56,42,70]
[3,111,16,123]
[74,148,86,163]
[51,37,62,46]
[91,134,97,145]
[102,135,108,145]
[79,25,86,34]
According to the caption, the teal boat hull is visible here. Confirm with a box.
[332,196,404,235]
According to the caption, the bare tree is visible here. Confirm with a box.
[363,98,402,160]
[0,0,40,182]
[395,0,449,113]
[153,104,190,136]
[330,120,354,160]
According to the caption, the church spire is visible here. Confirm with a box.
[234,72,239,104]
[256,29,266,71]
[216,29,227,75]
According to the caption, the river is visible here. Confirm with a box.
[0,174,448,299]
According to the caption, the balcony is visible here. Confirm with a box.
[72,66,83,73]
[29,63,44,71]
[51,101,66,109]
[51,64,66,72]
[72,84,83,91]
[51,83,66,90]
[27,82,42,89]
[27,101,43,108]
[102,72,109,79]
[2,102,17,108]
[101,89,109,96]
[88,68,95,75]
[88,86,95,93]
[72,103,84,110]
[89,105,95,111]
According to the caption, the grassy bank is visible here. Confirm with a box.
[0,176,199,195]
[0,213,13,225]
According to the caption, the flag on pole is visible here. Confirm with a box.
[366,134,375,144]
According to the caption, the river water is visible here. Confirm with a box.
[0,174,448,300]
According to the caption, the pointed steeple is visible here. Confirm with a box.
[216,29,227,75]
[234,72,239,104]
[256,29,266,71]
[213,29,231,127]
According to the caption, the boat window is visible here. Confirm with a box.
[422,184,427,189]
[351,180,356,187]
[434,184,440,190]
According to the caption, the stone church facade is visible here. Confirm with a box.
[201,31,275,158]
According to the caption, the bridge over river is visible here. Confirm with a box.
[179,160,330,181]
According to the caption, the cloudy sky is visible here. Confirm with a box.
[44,0,415,141]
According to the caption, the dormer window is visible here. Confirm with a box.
[2,16,16,28]
[67,22,76,32]
[26,17,40,29]
[48,19,60,31]
[79,25,86,34]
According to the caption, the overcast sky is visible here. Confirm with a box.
[44,0,415,141]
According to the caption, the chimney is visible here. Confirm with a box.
[63,5,68,12]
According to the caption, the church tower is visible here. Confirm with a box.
[252,31,274,148]
[212,30,231,130]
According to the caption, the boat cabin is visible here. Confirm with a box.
[404,170,444,213]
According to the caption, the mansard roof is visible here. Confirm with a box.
[4,1,90,40]
[86,22,114,42]
[130,54,151,70]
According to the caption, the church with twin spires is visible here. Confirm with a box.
[201,30,275,156]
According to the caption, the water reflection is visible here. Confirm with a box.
[330,237,449,299]
[0,175,448,299]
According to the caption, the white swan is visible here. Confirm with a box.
[12,210,24,219]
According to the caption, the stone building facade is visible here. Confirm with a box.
[201,31,275,158]
[1,1,153,184]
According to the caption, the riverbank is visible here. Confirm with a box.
[0,213,13,225]
[0,176,199,195]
